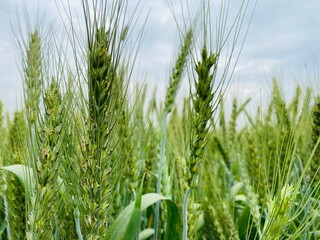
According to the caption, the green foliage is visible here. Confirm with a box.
[309,96,320,191]
[0,103,8,166]
[105,194,181,240]
[8,111,26,165]
[124,176,144,240]
[0,165,30,239]
[2,0,320,239]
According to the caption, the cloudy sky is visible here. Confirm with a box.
[1,0,320,116]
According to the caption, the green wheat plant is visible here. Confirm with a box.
[154,28,193,240]
[5,0,320,240]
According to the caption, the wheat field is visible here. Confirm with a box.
[0,0,320,239]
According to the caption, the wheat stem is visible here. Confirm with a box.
[73,207,83,240]
[154,29,192,239]
[4,195,11,240]
[154,113,167,240]
[182,187,191,240]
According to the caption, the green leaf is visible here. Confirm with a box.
[106,193,181,240]
[0,164,65,194]
[164,199,181,240]
[0,216,6,236]
[139,229,154,240]
[230,182,244,200]
[238,205,251,239]
[124,176,144,240]
[0,164,34,192]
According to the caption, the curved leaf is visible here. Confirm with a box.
[139,228,154,240]
[238,205,250,239]
[164,198,181,240]
[1,164,65,194]
[106,193,181,240]
[124,176,144,240]
[0,164,34,192]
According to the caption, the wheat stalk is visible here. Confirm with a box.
[154,28,193,239]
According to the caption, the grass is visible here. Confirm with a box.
[1,0,320,239]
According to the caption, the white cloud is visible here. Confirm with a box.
[1,0,320,116]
